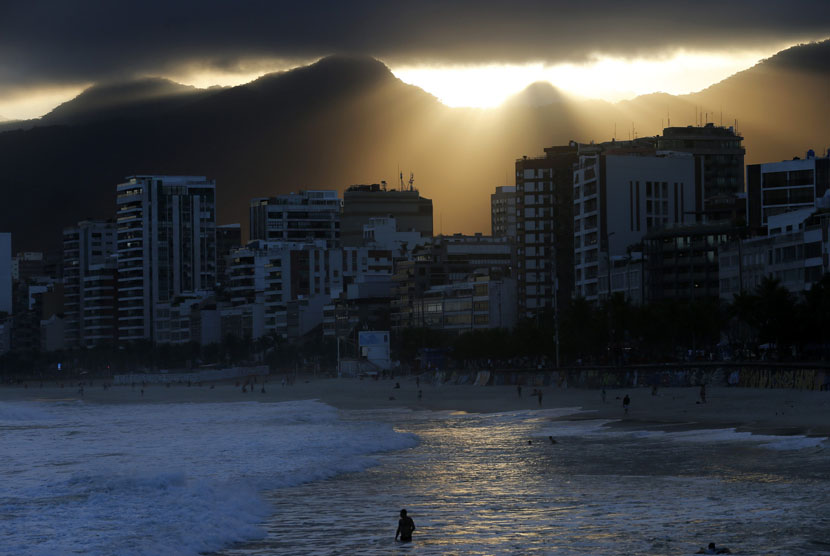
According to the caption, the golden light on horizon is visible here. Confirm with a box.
[391,48,783,108]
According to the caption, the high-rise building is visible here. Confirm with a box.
[515,145,579,318]
[491,186,516,239]
[342,183,433,247]
[573,146,697,302]
[249,190,341,248]
[746,149,830,232]
[116,175,217,343]
[657,124,745,223]
[0,233,11,315]
[63,220,117,348]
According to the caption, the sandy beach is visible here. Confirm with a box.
[3,375,829,437]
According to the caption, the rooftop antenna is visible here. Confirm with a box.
[667,107,670,128]
[399,170,404,190]
[408,171,415,192]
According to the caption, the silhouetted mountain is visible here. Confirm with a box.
[505,82,569,107]
[1,42,829,252]
[41,77,207,126]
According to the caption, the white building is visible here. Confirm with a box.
[116,175,217,343]
[573,150,696,301]
[250,190,341,248]
[0,233,11,315]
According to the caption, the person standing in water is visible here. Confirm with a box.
[395,509,416,542]
[623,394,630,415]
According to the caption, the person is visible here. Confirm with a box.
[537,390,543,407]
[395,509,415,542]
[699,383,707,403]
[517,384,522,398]
[623,394,630,415]
[601,387,607,403]
[696,542,731,554]
[548,436,557,444]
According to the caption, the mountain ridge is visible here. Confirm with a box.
[0,42,828,252]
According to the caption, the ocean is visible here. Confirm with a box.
[1,399,828,555]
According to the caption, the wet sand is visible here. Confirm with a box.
[2,375,829,437]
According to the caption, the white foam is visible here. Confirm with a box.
[624,427,827,451]
[0,400,417,556]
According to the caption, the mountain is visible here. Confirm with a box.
[504,81,569,107]
[1,42,829,252]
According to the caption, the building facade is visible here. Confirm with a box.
[249,190,341,248]
[515,145,579,317]
[746,150,830,232]
[491,185,516,239]
[116,175,217,343]
[573,148,696,301]
[63,220,117,348]
[342,183,433,247]
[657,123,745,223]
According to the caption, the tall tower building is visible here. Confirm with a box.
[63,220,117,348]
[515,145,579,318]
[116,175,216,342]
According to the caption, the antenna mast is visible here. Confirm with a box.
[408,171,415,192]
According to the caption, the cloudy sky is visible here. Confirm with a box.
[2,0,829,117]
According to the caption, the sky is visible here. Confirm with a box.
[1,0,829,119]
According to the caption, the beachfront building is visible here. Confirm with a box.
[746,149,830,232]
[341,183,433,247]
[515,145,579,318]
[573,145,697,302]
[115,175,217,343]
[63,219,117,348]
[249,190,341,248]
[408,272,517,333]
[491,185,517,239]
[644,223,733,302]
[719,209,830,300]
[391,234,515,330]
[658,123,745,223]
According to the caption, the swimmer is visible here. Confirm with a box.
[395,509,416,542]
[548,436,557,444]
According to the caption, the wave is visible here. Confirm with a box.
[0,400,418,556]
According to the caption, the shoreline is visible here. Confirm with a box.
[1,376,829,438]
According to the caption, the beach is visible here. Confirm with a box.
[2,375,829,436]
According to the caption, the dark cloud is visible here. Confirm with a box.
[1,0,829,95]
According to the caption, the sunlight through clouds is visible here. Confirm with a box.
[392,49,781,107]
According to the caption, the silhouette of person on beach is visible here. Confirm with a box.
[697,542,731,554]
[537,390,543,406]
[623,394,630,415]
[395,509,415,542]
[517,385,522,398]
[601,387,606,403]
[699,384,707,403]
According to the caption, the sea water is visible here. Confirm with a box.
[2,400,829,555]
[0,400,416,556]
